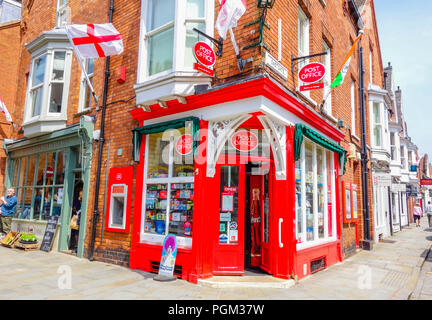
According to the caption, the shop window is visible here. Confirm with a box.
[10,150,67,221]
[142,126,195,247]
[296,138,337,248]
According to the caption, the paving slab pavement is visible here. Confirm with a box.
[0,217,431,300]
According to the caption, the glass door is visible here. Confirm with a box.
[213,164,245,275]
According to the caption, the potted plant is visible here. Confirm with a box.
[19,233,38,244]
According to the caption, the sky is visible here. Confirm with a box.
[374,0,432,159]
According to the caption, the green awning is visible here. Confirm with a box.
[132,116,200,162]
[294,123,347,174]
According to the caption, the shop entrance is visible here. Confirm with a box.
[214,158,273,275]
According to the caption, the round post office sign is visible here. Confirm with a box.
[176,134,193,155]
[231,130,258,152]
[298,62,326,84]
[193,41,216,67]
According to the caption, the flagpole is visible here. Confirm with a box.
[65,27,99,105]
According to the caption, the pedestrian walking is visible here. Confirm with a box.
[0,188,18,235]
[425,201,432,228]
[413,202,423,227]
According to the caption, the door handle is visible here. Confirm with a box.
[279,218,283,248]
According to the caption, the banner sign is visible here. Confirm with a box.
[300,83,324,92]
[158,234,177,278]
[421,179,432,186]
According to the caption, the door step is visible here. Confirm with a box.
[198,276,295,289]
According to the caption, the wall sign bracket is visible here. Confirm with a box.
[291,52,328,73]
[193,28,223,57]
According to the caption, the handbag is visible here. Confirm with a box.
[70,214,79,230]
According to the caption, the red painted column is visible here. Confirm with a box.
[129,129,146,269]
[189,120,217,283]
[271,125,295,279]
[334,155,343,262]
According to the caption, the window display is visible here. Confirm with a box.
[143,125,195,246]
[10,150,67,221]
[296,138,337,246]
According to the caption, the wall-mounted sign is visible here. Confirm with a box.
[231,130,258,152]
[193,41,216,76]
[193,41,216,67]
[175,134,193,155]
[298,62,326,84]
[264,52,288,80]
[421,179,432,186]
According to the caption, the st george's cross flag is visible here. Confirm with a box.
[215,0,247,40]
[0,97,13,124]
[65,23,124,59]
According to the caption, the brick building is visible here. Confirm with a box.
[1,0,389,284]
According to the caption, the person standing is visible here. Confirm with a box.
[0,188,18,235]
[425,201,432,228]
[413,202,423,227]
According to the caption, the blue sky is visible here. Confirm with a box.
[374,0,432,159]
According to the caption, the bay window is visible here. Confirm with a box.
[142,124,195,248]
[296,138,337,248]
[136,0,213,106]
[372,102,382,148]
[140,0,211,80]
[78,58,94,112]
[24,30,73,137]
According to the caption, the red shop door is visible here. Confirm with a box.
[213,163,245,275]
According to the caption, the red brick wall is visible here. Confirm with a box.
[0,20,20,193]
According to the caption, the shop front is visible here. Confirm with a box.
[3,117,93,257]
[129,76,345,283]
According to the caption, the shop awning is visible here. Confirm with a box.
[132,116,200,162]
[294,123,347,174]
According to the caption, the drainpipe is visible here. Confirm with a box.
[89,0,114,261]
[359,46,372,245]
[388,186,393,236]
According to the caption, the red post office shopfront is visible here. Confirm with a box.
[128,76,346,283]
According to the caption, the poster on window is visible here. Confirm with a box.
[221,192,234,212]
[345,189,351,220]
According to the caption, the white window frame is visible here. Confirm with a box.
[141,129,194,248]
[78,58,94,112]
[138,0,213,83]
[322,41,332,115]
[351,80,356,136]
[371,102,382,148]
[297,138,337,251]
[108,184,128,230]
[298,7,310,97]
[24,49,72,124]
[400,145,407,170]
[390,132,397,161]
[55,0,69,28]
